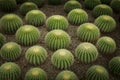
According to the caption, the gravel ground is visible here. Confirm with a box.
[0,0,120,80]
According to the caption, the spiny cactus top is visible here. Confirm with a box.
[28,0,44,7]
[109,56,120,75]
[96,36,116,54]
[86,65,109,80]
[51,49,74,69]
[93,4,113,18]
[16,25,40,46]
[64,0,82,13]
[94,15,116,32]
[110,0,120,12]
[68,9,88,25]
[45,30,71,50]
[0,42,22,61]
[46,15,68,30]
[75,42,98,63]
[20,2,38,15]
[0,0,17,12]
[24,68,47,80]
[0,14,23,34]
[56,70,79,80]
[25,45,48,65]
[0,62,21,80]
[84,0,101,10]
[77,23,100,42]
[25,10,46,27]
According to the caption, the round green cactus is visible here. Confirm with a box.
[16,0,27,4]
[67,9,88,25]
[46,15,68,30]
[75,42,98,63]
[20,2,38,15]
[96,36,116,54]
[86,65,109,80]
[0,62,21,80]
[110,0,120,12]
[0,33,5,48]
[0,42,21,61]
[100,0,111,4]
[0,0,17,12]
[93,4,113,18]
[25,10,46,27]
[24,68,47,80]
[84,0,101,10]
[51,49,74,69]
[45,30,71,50]
[56,70,79,80]
[28,0,44,7]
[15,25,40,46]
[94,15,116,32]
[48,0,61,5]
[109,56,120,75]
[64,0,82,13]
[77,23,100,42]
[25,46,48,65]
[0,14,23,34]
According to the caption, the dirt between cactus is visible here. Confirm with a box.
[0,0,120,80]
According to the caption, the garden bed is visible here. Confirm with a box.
[0,0,120,80]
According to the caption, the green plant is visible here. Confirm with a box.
[93,4,113,18]
[0,0,17,12]
[84,0,101,10]
[28,0,44,7]
[16,25,40,46]
[45,30,71,50]
[109,56,120,75]
[51,49,74,69]
[20,2,38,15]
[0,33,5,48]
[94,15,116,32]
[16,0,27,4]
[24,68,47,80]
[0,14,23,34]
[64,0,82,13]
[96,36,116,54]
[56,70,79,80]
[100,0,111,4]
[75,42,98,63]
[25,10,46,27]
[68,9,88,25]
[46,15,68,30]
[0,42,21,61]
[77,23,100,42]
[48,0,61,5]
[86,65,109,80]
[0,62,21,80]
[110,0,120,12]
[25,46,48,65]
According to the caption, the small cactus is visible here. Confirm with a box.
[51,49,74,69]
